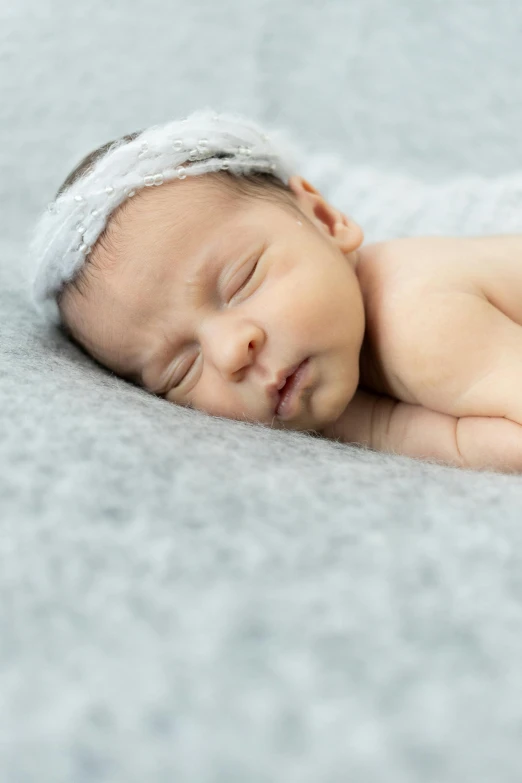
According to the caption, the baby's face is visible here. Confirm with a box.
[62,174,365,433]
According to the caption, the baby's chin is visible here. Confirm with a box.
[261,385,355,436]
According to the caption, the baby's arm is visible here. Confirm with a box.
[321,389,522,474]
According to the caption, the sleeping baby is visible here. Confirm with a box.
[28,109,522,474]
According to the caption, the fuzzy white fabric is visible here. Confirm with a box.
[27,108,304,326]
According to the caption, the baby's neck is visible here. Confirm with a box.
[355,243,395,398]
[358,334,390,395]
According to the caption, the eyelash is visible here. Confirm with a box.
[171,259,259,389]
[231,259,258,299]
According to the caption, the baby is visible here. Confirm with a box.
[29,109,522,474]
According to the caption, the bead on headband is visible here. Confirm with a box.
[27,107,304,326]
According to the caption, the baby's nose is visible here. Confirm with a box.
[201,315,264,377]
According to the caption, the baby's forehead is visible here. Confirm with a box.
[130,172,241,212]
[113,174,248,243]
[118,177,281,267]
[99,177,267,289]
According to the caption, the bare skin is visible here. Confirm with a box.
[60,174,522,473]
[326,235,522,472]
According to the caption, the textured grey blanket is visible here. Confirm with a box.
[3,1,522,781]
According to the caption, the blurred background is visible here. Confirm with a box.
[3,0,522,247]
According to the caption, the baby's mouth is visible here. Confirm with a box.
[275,358,310,419]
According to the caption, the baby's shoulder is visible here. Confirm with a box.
[357,235,484,302]
[357,235,484,364]
[360,234,522,328]
[356,236,502,406]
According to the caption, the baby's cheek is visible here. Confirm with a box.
[189,379,246,420]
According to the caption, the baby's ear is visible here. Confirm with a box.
[287,175,340,236]
[332,213,364,255]
[287,175,363,253]
[287,175,325,213]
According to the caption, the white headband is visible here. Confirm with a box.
[27,107,304,326]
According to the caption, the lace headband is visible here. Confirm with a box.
[27,107,303,326]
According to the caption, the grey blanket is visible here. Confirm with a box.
[3,1,522,781]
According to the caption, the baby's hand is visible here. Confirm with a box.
[321,389,522,474]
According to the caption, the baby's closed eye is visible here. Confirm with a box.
[171,252,264,389]
[229,257,260,300]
